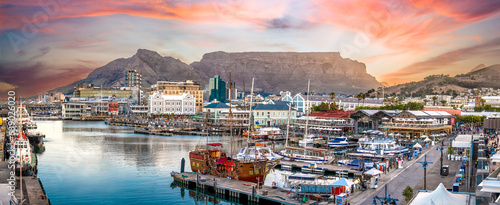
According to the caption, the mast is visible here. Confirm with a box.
[229,73,233,158]
[285,101,291,147]
[304,79,310,156]
[248,78,255,140]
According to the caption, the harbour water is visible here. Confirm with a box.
[35,120,244,205]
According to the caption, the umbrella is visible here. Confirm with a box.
[420,135,428,138]
[381,117,389,120]
[364,168,383,175]
[424,137,432,142]
[413,143,422,148]
[331,178,355,187]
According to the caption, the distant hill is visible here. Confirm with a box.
[50,49,202,94]
[382,64,500,97]
[50,49,383,95]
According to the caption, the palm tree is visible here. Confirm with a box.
[432,96,438,106]
[475,89,481,96]
[480,98,486,106]
[423,99,429,105]
[440,100,447,106]
[356,93,362,107]
[361,93,367,106]
[329,92,336,110]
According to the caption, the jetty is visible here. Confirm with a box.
[0,162,50,205]
[171,172,332,205]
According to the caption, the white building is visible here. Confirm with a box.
[282,93,383,112]
[251,104,297,126]
[148,92,195,115]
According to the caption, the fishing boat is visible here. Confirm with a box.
[327,137,349,147]
[357,137,409,155]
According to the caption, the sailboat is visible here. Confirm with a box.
[189,76,278,183]
[274,80,335,164]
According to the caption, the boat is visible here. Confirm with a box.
[8,132,37,176]
[234,143,282,161]
[357,137,409,155]
[16,105,46,153]
[276,146,335,163]
[298,134,318,148]
[189,77,278,183]
[327,137,349,147]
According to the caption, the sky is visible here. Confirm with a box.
[1,0,500,97]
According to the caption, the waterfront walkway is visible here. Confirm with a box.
[347,142,441,205]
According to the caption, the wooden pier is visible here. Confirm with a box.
[171,172,328,205]
[0,162,50,205]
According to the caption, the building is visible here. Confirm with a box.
[250,104,297,126]
[125,69,142,88]
[281,93,383,112]
[208,75,226,102]
[148,80,203,113]
[129,105,149,115]
[73,87,132,99]
[484,114,500,133]
[38,92,65,102]
[148,92,195,115]
[62,97,131,118]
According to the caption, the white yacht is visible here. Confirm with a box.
[298,134,318,148]
[357,137,409,155]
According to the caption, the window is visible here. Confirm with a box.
[249,169,254,175]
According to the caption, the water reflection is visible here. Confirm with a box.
[34,121,241,205]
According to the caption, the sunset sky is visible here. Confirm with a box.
[1,0,500,97]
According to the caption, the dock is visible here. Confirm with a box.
[0,162,50,205]
[171,172,331,205]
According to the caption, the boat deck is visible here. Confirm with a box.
[277,160,362,175]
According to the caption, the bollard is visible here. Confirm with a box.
[181,158,185,173]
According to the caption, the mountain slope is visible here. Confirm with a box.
[191,51,382,94]
[51,49,202,94]
[382,64,500,97]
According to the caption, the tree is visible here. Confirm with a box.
[402,185,414,203]
[423,99,429,105]
[440,100,447,106]
[361,93,367,106]
[432,96,438,106]
[475,89,481,96]
[329,92,336,109]
[356,93,362,107]
[480,98,486,106]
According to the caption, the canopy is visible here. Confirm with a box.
[424,138,432,142]
[215,157,228,164]
[331,178,355,187]
[420,135,428,138]
[208,143,223,146]
[364,168,383,175]
[413,143,422,148]
[410,183,468,205]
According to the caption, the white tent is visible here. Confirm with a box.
[364,168,383,175]
[410,183,468,205]
[420,135,428,138]
[424,137,432,142]
[413,143,422,148]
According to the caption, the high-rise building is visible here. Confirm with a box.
[209,75,226,102]
[148,80,203,113]
[125,69,142,88]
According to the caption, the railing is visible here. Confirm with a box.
[381,123,450,128]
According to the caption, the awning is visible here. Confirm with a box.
[208,143,223,146]
[215,157,228,164]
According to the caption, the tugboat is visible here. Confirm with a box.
[17,105,45,153]
[10,132,37,176]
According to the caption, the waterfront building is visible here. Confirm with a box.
[62,97,131,117]
[297,110,356,132]
[208,75,226,102]
[129,105,149,115]
[202,102,230,123]
[484,114,500,133]
[281,93,383,112]
[251,104,296,126]
[148,92,195,115]
[73,87,133,99]
[349,110,453,137]
[124,69,142,88]
[148,80,203,113]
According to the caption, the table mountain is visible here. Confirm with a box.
[51,49,382,95]
[191,51,382,94]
